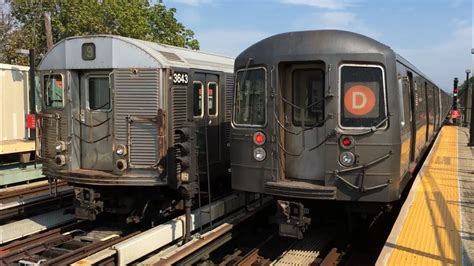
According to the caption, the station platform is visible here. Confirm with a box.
[0,164,43,187]
[377,126,474,266]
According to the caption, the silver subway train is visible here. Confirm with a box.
[230,30,451,238]
[37,35,234,222]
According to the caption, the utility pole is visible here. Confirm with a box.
[468,49,474,146]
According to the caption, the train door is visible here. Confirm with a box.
[433,86,439,131]
[399,75,410,177]
[79,72,113,171]
[424,82,431,143]
[193,72,220,165]
[280,63,326,180]
[407,72,416,164]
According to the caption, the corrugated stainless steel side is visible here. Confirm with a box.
[41,115,68,169]
[224,74,234,160]
[171,86,187,145]
[114,69,160,166]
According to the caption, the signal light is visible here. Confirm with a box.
[173,123,198,185]
[253,132,266,145]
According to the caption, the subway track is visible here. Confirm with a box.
[205,219,345,266]
[0,162,429,266]
[0,219,141,265]
[0,180,73,223]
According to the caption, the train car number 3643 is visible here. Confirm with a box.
[173,72,189,85]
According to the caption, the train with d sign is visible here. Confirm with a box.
[36,35,234,224]
[230,30,451,238]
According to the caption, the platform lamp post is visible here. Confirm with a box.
[464,69,471,126]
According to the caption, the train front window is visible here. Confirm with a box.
[88,77,110,111]
[292,69,324,126]
[234,68,266,126]
[340,64,387,129]
[44,74,64,109]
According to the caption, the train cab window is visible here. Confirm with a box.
[340,64,387,129]
[88,77,110,111]
[234,67,266,126]
[44,74,64,109]
[208,82,218,116]
[193,81,204,117]
[292,69,324,126]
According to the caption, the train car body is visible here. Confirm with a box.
[230,30,451,238]
[0,64,35,162]
[37,35,234,221]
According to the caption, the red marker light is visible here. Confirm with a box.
[342,137,352,147]
[253,132,266,145]
[340,136,354,149]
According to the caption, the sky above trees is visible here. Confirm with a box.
[165,0,473,91]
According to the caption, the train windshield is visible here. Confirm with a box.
[292,69,325,126]
[340,64,387,129]
[44,74,64,109]
[234,67,266,126]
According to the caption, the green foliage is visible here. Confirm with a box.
[0,0,200,65]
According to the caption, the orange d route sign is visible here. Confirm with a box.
[344,85,376,116]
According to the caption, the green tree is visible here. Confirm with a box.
[0,0,199,65]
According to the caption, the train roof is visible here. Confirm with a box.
[38,35,234,73]
[236,30,393,63]
[236,30,441,89]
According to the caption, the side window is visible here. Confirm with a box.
[340,64,387,128]
[292,69,324,126]
[193,81,203,117]
[44,74,64,109]
[208,82,218,116]
[88,77,110,111]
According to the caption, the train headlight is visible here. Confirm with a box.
[339,151,355,167]
[116,159,127,171]
[54,154,66,167]
[253,147,266,162]
[115,144,127,156]
[55,141,66,152]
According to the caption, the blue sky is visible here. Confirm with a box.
[164,0,473,91]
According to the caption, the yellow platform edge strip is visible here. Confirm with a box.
[377,126,462,266]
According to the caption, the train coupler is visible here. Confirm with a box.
[276,200,311,239]
[74,187,104,221]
